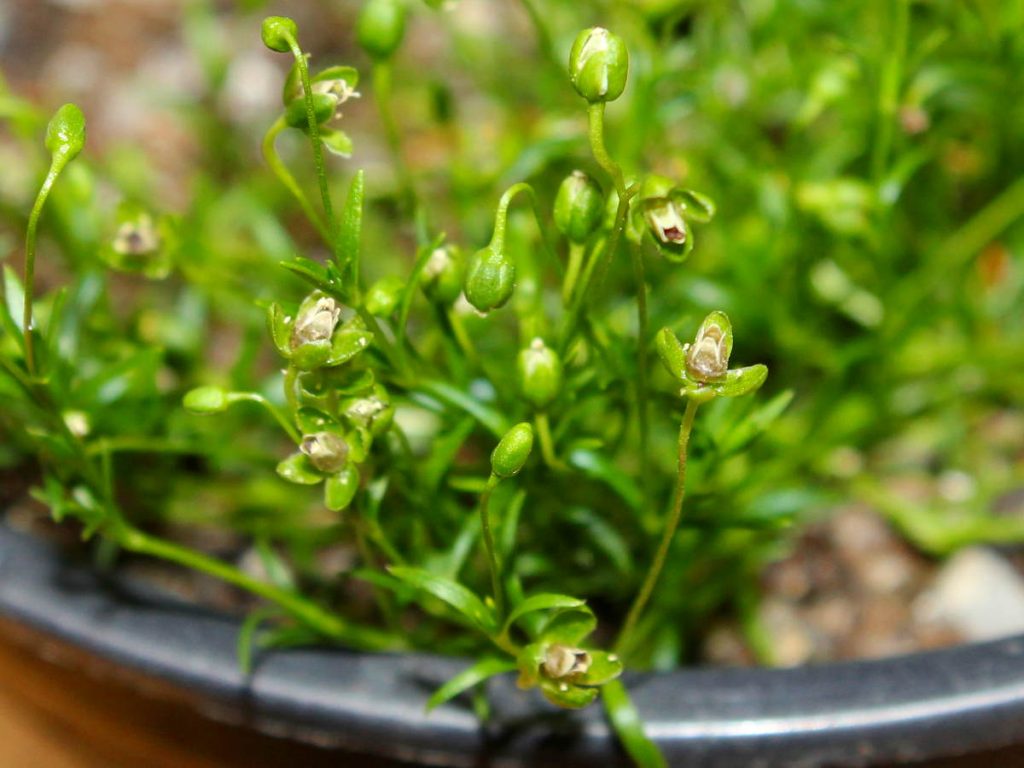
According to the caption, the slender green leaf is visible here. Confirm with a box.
[603,680,666,768]
[426,658,516,711]
[502,594,585,638]
[388,566,497,633]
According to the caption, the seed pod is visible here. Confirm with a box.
[261,16,298,53]
[291,294,342,348]
[300,431,350,473]
[324,464,360,512]
[568,27,629,103]
[685,311,733,382]
[554,171,603,244]
[420,245,465,305]
[491,422,534,478]
[542,644,592,680]
[517,338,563,409]
[356,0,407,60]
[45,103,86,162]
[464,245,515,313]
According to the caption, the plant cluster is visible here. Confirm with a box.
[1,1,1022,765]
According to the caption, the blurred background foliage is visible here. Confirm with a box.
[0,0,1022,668]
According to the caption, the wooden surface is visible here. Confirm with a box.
[0,631,397,767]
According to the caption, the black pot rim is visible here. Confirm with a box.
[3,521,1024,767]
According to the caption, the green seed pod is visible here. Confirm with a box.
[420,245,465,305]
[553,171,603,244]
[568,27,629,103]
[261,16,298,53]
[45,103,86,162]
[686,311,733,382]
[356,0,407,60]
[365,275,405,317]
[490,422,534,479]
[464,245,515,313]
[300,431,350,473]
[183,386,229,414]
[517,338,563,409]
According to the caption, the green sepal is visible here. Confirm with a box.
[539,678,599,709]
[673,188,716,223]
[295,407,337,434]
[324,322,373,366]
[267,302,293,357]
[655,327,687,381]
[710,364,768,397]
[502,594,585,639]
[574,650,623,686]
[291,339,333,370]
[276,452,324,484]
[321,128,354,157]
[325,465,360,511]
[538,605,597,645]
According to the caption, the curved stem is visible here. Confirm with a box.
[534,411,565,470]
[228,392,301,443]
[23,155,68,375]
[478,474,505,620]
[261,116,331,242]
[116,524,393,649]
[615,398,700,655]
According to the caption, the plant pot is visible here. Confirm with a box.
[3,520,1024,767]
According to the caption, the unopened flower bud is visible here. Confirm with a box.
[542,644,592,680]
[685,311,733,382]
[421,245,465,305]
[554,171,604,244]
[491,422,534,478]
[365,275,405,317]
[517,338,562,409]
[357,0,407,60]
[568,27,629,103]
[464,245,515,313]
[300,431,349,473]
[45,103,86,162]
[291,294,341,349]
[261,16,297,53]
[183,386,229,414]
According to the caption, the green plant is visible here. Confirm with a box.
[2,0,1022,765]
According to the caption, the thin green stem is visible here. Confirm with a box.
[534,411,565,470]
[615,398,700,655]
[283,366,300,415]
[228,392,301,443]
[372,61,418,216]
[23,156,67,375]
[285,38,337,248]
[446,306,480,367]
[630,242,651,505]
[261,116,331,242]
[871,0,910,185]
[562,241,586,306]
[478,474,505,620]
[116,524,394,649]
